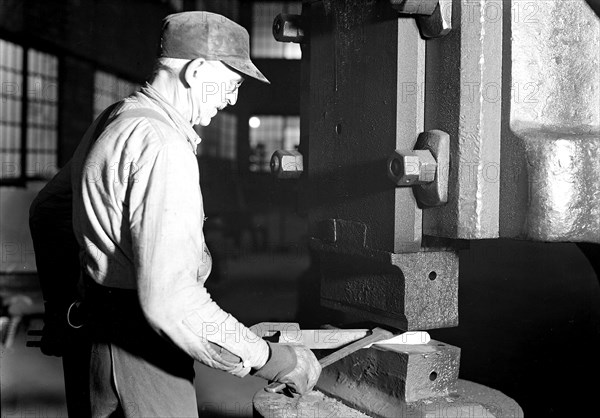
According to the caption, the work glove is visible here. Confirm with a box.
[253,342,321,395]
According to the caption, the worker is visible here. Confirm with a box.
[30,11,321,417]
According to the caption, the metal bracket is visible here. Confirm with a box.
[387,130,450,207]
[391,0,453,38]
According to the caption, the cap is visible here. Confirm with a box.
[160,11,270,84]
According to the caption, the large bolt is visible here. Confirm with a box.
[273,14,304,43]
[417,0,452,38]
[387,149,437,186]
[271,150,303,179]
[390,0,439,15]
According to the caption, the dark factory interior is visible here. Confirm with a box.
[1,1,599,417]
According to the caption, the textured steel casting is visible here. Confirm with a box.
[422,0,503,239]
[313,237,459,331]
[500,0,600,243]
[316,340,460,405]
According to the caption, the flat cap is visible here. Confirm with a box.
[160,11,269,84]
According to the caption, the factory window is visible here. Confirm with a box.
[196,111,238,161]
[93,71,139,119]
[249,115,300,172]
[0,39,58,182]
[252,2,302,59]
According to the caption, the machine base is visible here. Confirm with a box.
[253,379,523,417]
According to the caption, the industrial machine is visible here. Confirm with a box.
[257,0,599,416]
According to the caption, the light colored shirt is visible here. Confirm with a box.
[68,85,269,377]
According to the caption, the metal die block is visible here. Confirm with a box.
[316,340,461,414]
[315,243,459,330]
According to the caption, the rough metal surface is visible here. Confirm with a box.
[254,379,523,418]
[306,0,425,254]
[423,0,503,239]
[316,340,460,404]
[500,0,600,243]
[313,237,459,330]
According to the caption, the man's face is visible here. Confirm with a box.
[190,60,243,127]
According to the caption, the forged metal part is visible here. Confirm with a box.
[250,322,431,349]
[312,236,459,330]
[317,339,460,404]
[272,13,304,43]
[265,328,395,393]
[500,0,600,243]
[513,131,600,242]
[270,149,304,179]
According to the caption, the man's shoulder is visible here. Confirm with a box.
[103,101,183,149]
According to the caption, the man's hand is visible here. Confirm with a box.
[253,342,321,395]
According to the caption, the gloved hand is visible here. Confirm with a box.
[253,342,321,395]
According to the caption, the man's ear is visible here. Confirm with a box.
[184,58,206,88]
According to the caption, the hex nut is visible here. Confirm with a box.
[388,149,438,186]
[388,151,421,186]
[414,150,437,183]
[273,14,304,43]
[271,150,303,179]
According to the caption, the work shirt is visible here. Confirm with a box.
[67,84,269,377]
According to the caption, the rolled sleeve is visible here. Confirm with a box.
[128,130,268,376]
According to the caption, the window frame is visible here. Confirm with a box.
[0,34,61,187]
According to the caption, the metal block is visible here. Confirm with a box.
[316,340,460,405]
[500,0,600,243]
[423,0,503,239]
[306,0,425,254]
[313,238,459,330]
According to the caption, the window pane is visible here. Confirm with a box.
[0,39,23,180]
[26,48,59,179]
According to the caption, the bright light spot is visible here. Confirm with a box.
[249,116,261,129]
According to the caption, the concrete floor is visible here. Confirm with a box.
[2,240,599,417]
